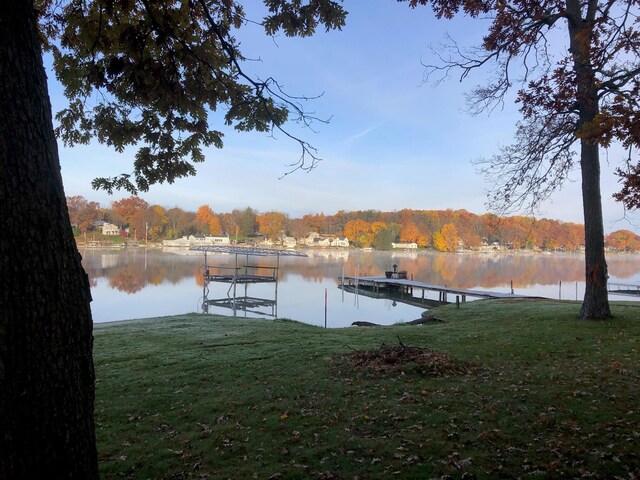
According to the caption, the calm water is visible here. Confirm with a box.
[81,248,640,328]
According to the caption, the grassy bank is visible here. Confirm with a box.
[94,299,640,479]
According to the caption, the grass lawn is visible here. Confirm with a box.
[94,299,640,479]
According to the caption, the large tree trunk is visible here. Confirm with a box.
[579,142,611,319]
[566,0,611,319]
[0,1,99,478]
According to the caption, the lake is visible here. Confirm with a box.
[81,247,640,328]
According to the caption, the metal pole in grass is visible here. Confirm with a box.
[324,288,328,328]
[559,280,562,300]
[353,264,360,307]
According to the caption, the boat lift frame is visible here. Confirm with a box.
[190,245,307,317]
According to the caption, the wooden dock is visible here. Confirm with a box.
[607,282,640,297]
[340,275,529,305]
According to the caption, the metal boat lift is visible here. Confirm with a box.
[190,245,307,317]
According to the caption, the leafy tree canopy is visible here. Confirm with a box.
[37,0,347,193]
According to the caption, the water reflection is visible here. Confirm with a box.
[80,248,640,327]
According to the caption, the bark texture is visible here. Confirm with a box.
[579,142,611,319]
[0,1,99,478]
[566,0,611,319]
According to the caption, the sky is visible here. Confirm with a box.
[50,1,640,234]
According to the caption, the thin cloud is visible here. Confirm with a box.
[341,122,386,144]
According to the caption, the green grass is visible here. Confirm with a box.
[94,299,640,479]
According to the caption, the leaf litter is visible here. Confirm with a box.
[339,340,476,378]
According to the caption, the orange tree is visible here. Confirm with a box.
[257,211,287,241]
[195,205,222,235]
[111,195,149,227]
[606,229,640,251]
[343,219,371,246]
[66,195,101,235]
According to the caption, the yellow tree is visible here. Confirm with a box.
[433,231,446,252]
[417,232,431,248]
[147,205,169,240]
[434,223,459,252]
[343,219,370,243]
[442,223,459,252]
[370,221,386,235]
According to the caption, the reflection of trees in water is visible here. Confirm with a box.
[81,250,204,293]
[108,265,147,294]
[336,253,585,289]
[80,249,640,294]
[410,253,586,289]
[608,256,640,279]
[283,252,594,289]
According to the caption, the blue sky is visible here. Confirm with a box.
[51,1,639,233]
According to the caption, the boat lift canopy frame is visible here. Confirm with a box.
[190,246,307,317]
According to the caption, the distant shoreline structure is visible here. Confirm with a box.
[162,234,230,248]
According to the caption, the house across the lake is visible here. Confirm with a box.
[391,242,418,249]
[283,236,297,249]
[102,222,120,236]
[304,232,350,248]
[163,235,230,248]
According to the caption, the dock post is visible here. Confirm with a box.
[202,251,208,310]
[274,254,280,317]
[324,288,328,328]
[456,296,460,308]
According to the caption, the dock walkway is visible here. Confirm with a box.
[340,275,529,304]
[607,282,640,297]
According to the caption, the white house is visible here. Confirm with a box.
[391,242,418,249]
[305,232,346,248]
[163,235,230,247]
[204,235,230,245]
[304,232,321,245]
[102,222,120,236]
[313,237,332,247]
[330,237,350,248]
[282,236,297,249]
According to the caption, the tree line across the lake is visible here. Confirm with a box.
[68,195,640,252]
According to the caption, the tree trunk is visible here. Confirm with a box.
[579,142,611,319]
[566,0,611,319]
[0,1,99,478]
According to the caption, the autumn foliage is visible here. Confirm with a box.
[66,195,640,252]
[605,230,640,252]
